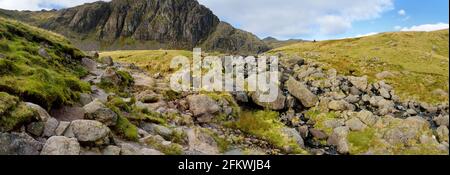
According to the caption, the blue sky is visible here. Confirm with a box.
[0,0,448,40]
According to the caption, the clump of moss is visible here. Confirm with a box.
[202,128,230,153]
[0,17,90,109]
[113,115,139,141]
[162,90,182,101]
[98,70,134,97]
[202,91,241,118]
[0,92,36,132]
[230,110,306,154]
[305,108,340,135]
[144,136,183,155]
[105,97,138,141]
[107,97,132,113]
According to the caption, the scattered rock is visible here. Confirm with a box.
[185,128,220,155]
[43,117,59,137]
[328,100,351,111]
[40,136,80,155]
[83,100,118,126]
[81,57,98,73]
[100,56,114,66]
[348,76,368,91]
[327,126,349,154]
[345,118,367,131]
[298,125,309,139]
[25,102,50,121]
[357,110,378,126]
[286,78,318,108]
[55,121,71,136]
[309,128,328,140]
[250,89,286,110]
[281,128,305,149]
[26,122,45,137]
[102,145,121,155]
[0,132,43,155]
[68,120,111,144]
[187,95,220,123]
[436,126,449,143]
[434,115,449,127]
[79,93,93,106]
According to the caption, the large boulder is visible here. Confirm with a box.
[286,78,318,108]
[186,95,220,123]
[40,136,80,155]
[185,128,220,155]
[101,67,121,86]
[0,132,43,155]
[100,56,114,66]
[327,126,350,154]
[83,100,118,126]
[67,120,111,145]
[25,102,51,121]
[281,128,305,150]
[250,89,286,110]
[43,117,59,137]
[348,76,368,91]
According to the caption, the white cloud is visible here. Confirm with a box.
[394,26,402,30]
[198,0,394,39]
[0,0,108,11]
[401,23,449,32]
[355,32,378,38]
[398,9,406,16]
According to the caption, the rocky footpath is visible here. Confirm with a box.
[1,52,448,155]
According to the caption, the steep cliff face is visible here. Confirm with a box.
[0,0,269,54]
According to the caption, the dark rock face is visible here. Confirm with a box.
[0,0,268,54]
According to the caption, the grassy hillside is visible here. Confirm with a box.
[268,30,449,104]
[100,50,193,76]
[0,17,90,109]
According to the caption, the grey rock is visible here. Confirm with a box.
[185,128,220,155]
[286,78,318,108]
[0,132,43,155]
[81,57,98,73]
[357,110,378,126]
[187,95,220,123]
[40,136,80,155]
[55,121,71,136]
[434,115,449,127]
[298,125,309,139]
[43,117,59,137]
[250,88,286,110]
[436,126,449,143]
[83,100,118,126]
[102,145,121,155]
[327,126,349,154]
[281,128,305,149]
[79,93,93,106]
[25,102,50,121]
[345,118,367,131]
[379,88,391,99]
[69,120,111,144]
[26,122,45,137]
[348,76,368,91]
[100,56,114,66]
[309,128,328,140]
[328,100,350,111]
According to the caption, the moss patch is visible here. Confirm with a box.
[0,92,36,132]
[230,110,306,154]
[0,17,89,109]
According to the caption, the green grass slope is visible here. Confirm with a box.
[0,17,90,110]
[269,30,449,104]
